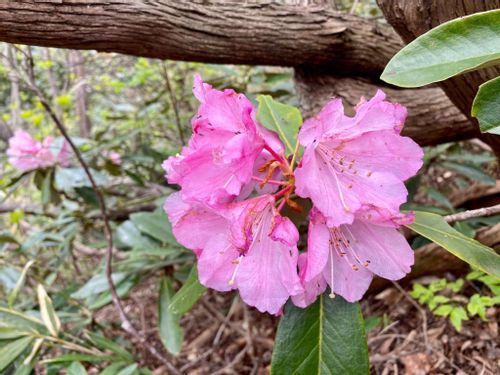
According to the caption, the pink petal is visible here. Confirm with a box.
[341,220,414,280]
[163,193,228,250]
[323,245,374,303]
[292,254,327,308]
[197,234,240,292]
[270,216,299,246]
[300,208,330,282]
[338,131,423,181]
[298,99,344,147]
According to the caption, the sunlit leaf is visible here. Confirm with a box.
[381,9,500,87]
[471,76,500,134]
[406,211,500,278]
[37,284,61,337]
[256,95,302,156]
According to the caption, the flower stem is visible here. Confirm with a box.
[251,176,285,186]
[290,139,301,171]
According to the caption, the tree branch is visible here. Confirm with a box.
[0,1,401,76]
[445,204,500,224]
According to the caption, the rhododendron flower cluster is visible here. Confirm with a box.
[7,129,70,172]
[163,75,423,315]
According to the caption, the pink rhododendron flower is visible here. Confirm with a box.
[162,78,423,314]
[294,91,423,227]
[7,130,70,171]
[163,75,276,205]
[293,208,414,305]
[164,193,303,315]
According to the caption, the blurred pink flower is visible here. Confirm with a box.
[294,91,423,227]
[293,208,414,306]
[7,130,70,171]
[103,150,121,165]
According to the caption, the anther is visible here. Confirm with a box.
[352,264,359,271]
[329,292,336,298]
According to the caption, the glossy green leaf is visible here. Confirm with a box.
[169,266,206,316]
[472,76,500,134]
[67,361,88,375]
[158,278,183,355]
[37,284,61,337]
[256,95,302,156]
[0,336,33,371]
[406,211,500,277]
[381,9,500,87]
[271,295,369,375]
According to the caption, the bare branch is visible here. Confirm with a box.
[445,204,500,224]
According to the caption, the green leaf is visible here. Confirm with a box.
[381,9,500,87]
[130,211,175,244]
[0,326,29,340]
[55,94,72,108]
[158,278,183,356]
[434,304,453,317]
[472,76,500,134]
[86,332,134,361]
[37,284,61,337]
[71,273,128,299]
[67,362,88,375]
[55,167,107,191]
[169,266,206,316]
[0,307,45,332]
[8,260,34,307]
[99,363,127,375]
[116,363,138,375]
[116,221,154,249]
[43,354,113,364]
[0,336,33,372]
[256,95,302,156]
[406,211,500,278]
[443,162,496,185]
[271,295,369,375]
[449,307,468,331]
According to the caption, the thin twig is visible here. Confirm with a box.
[444,203,500,223]
[161,62,185,145]
[21,54,180,374]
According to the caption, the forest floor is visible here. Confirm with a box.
[95,276,499,375]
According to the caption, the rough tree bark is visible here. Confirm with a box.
[377,0,500,155]
[0,0,483,147]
